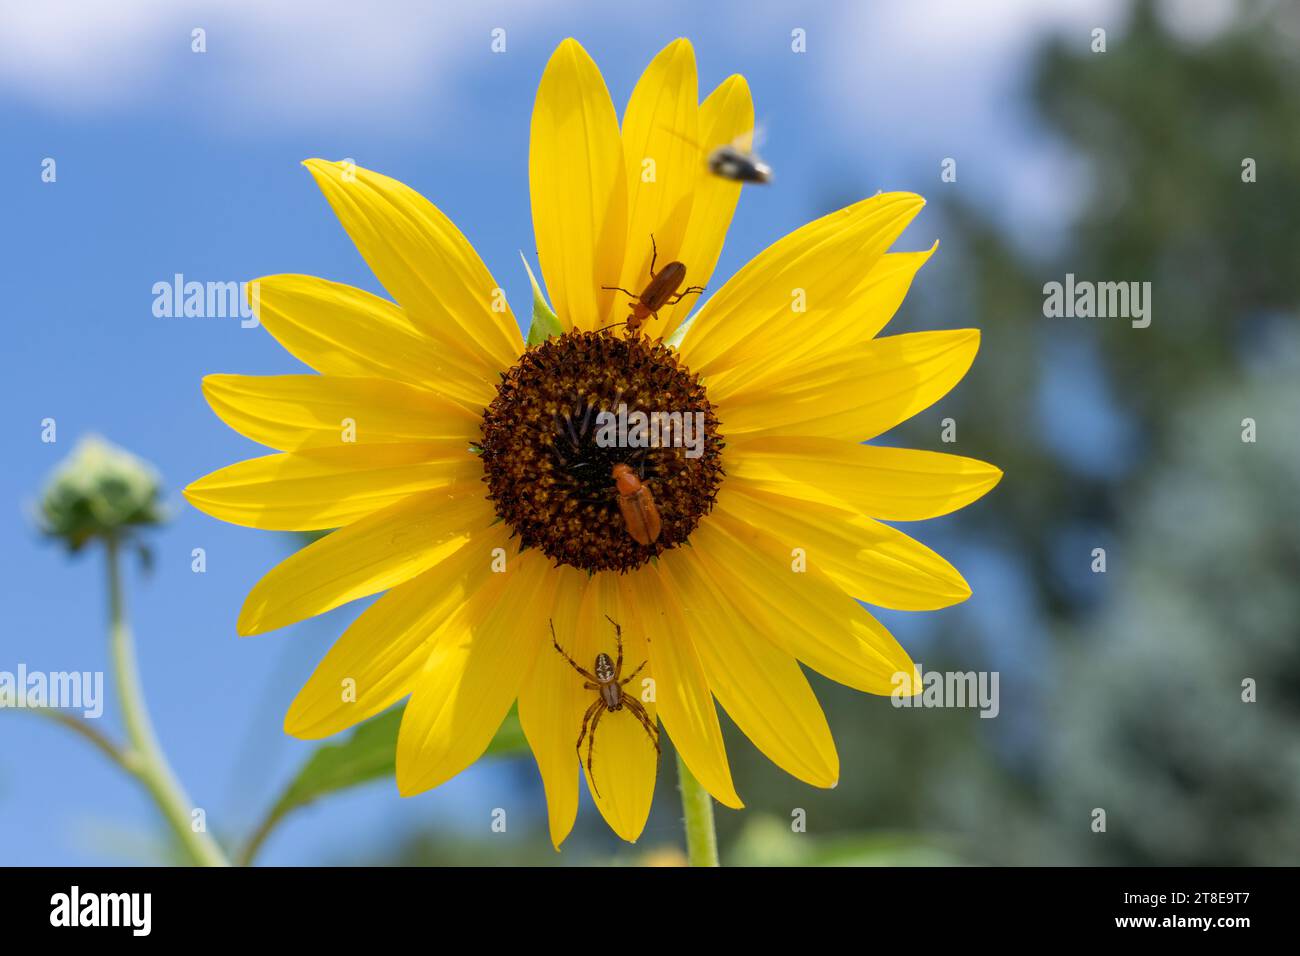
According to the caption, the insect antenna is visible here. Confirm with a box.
[600,285,640,298]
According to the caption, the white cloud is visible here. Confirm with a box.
[818,0,1128,243]
[0,0,555,125]
[1155,0,1239,44]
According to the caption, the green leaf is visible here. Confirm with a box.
[267,703,527,822]
[522,252,563,345]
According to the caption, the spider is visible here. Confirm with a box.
[550,616,660,796]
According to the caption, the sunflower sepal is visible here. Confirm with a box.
[521,252,563,345]
[664,312,695,350]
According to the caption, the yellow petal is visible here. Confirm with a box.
[725,436,1003,521]
[184,444,480,531]
[396,551,556,795]
[518,564,592,848]
[236,488,491,636]
[578,574,659,842]
[250,274,497,410]
[303,159,522,371]
[679,194,927,377]
[636,566,743,808]
[719,485,971,611]
[659,547,839,787]
[717,329,980,442]
[705,245,938,400]
[285,521,509,738]
[614,39,699,331]
[659,74,754,338]
[692,513,917,694]
[530,39,627,331]
[202,374,479,451]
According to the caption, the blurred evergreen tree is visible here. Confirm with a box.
[1049,332,1300,864]
[944,0,1300,863]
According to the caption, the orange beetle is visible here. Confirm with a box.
[602,235,705,336]
[612,463,661,546]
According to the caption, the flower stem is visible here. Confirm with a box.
[106,536,230,867]
[676,751,719,867]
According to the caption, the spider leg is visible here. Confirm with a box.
[550,620,600,683]
[605,615,624,679]
[585,706,607,796]
[575,697,601,751]
[623,697,661,755]
[619,658,648,687]
[575,698,603,793]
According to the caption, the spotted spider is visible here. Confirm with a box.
[550,616,660,795]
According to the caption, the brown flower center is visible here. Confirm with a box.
[478,330,724,573]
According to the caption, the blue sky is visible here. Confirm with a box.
[0,0,1160,864]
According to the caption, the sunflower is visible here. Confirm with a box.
[185,37,1000,847]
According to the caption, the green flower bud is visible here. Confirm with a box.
[37,436,166,551]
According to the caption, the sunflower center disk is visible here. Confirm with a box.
[479,330,724,573]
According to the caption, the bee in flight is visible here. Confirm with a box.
[665,125,773,185]
[707,140,773,184]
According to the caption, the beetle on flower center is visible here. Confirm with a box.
[478,330,724,573]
